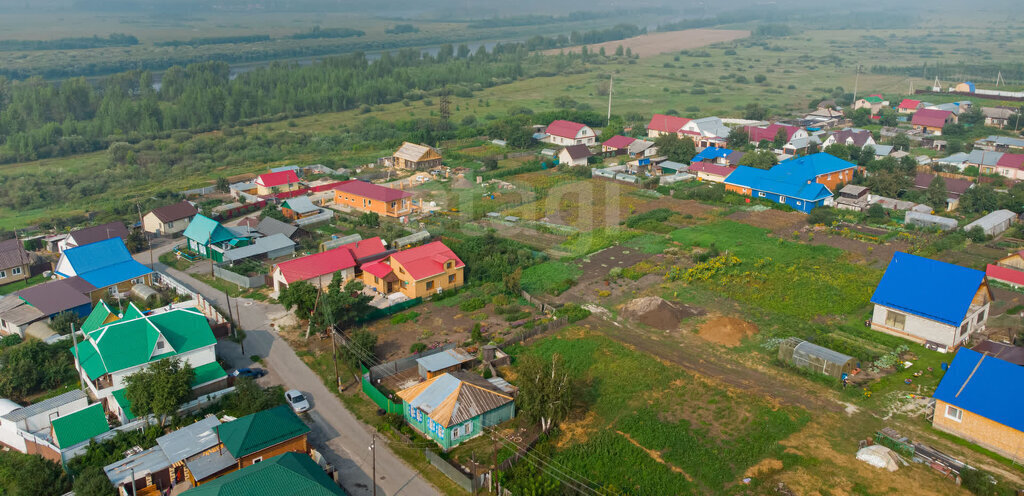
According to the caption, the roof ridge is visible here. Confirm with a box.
[460,380,513,400]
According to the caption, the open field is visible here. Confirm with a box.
[542,28,751,57]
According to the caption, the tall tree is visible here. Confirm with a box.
[278,280,319,320]
[0,451,69,496]
[72,466,116,496]
[926,175,949,210]
[772,127,788,148]
[124,358,194,426]
[315,278,374,332]
[726,128,749,149]
[516,354,572,433]
[653,133,696,163]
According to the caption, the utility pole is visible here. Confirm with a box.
[331,325,340,389]
[224,291,234,332]
[852,65,861,103]
[606,74,613,126]
[370,433,376,496]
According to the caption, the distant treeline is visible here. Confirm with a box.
[466,11,611,29]
[0,33,138,51]
[288,26,365,40]
[522,24,645,51]
[155,35,272,47]
[658,7,913,32]
[871,62,1024,85]
[386,24,419,35]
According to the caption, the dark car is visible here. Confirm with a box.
[230,367,267,379]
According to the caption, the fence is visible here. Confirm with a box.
[425,449,476,493]
[153,272,228,325]
[367,342,460,384]
[360,363,404,414]
[502,317,569,346]
[180,185,217,197]
[357,297,423,323]
[294,209,335,226]
[270,181,345,201]
[212,264,266,289]
[520,290,559,315]
[211,200,267,221]
[179,387,235,415]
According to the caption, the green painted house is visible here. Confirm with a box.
[181,452,343,496]
[396,371,515,451]
[183,214,252,262]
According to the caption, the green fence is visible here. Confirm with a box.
[361,365,403,414]
[357,297,423,323]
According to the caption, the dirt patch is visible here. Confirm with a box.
[451,175,473,189]
[744,458,784,478]
[622,296,704,330]
[556,410,599,448]
[616,431,694,481]
[542,29,749,58]
[633,197,720,220]
[728,208,805,232]
[697,316,759,347]
[553,245,658,304]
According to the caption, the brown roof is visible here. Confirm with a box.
[149,201,198,224]
[0,238,30,270]
[16,277,94,316]
[561,144,593,160]
[913,172,973,197]
[971,340,1024,367]
[68,222,128,247]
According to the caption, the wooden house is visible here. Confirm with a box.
[332,180,412,219]
[360,241,464,299]
[397,371,515,451]
[392,142,442,170]
[143,201,199,236]
[0,239,31,287]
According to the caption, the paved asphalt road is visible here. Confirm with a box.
[136,240,440,496]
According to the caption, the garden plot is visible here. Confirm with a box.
[504,179,658,229]
[549,245,662,304]
[727,207,806,232]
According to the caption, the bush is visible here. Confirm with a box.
[806,207,837,226]
[459,296,487,312]
[555,303,591,323]
[410,342,427,353]
[390,311,420,324]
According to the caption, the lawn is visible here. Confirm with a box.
[520,261,582,296]
[510,329,810,494]
[0,274,45,295]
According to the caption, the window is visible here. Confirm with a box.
[885,310,906,330]
[374,276,380,283]
[108,286,118,295]
[960,323,969,336]
[11,267,21,276]
[252,457,263,464]
[156,341,164,350]
[945,405,963,422]
[391,202,396,208]
[399,267,405,274]
[446,262,452,269]
[758,192,766,198]
[779,196,787,203]
[796,201,802,206]
[448,274,455,283]
[0,270,5,279]
[977,310,986,323]
[166,221,174,229]
[426,281,434,290]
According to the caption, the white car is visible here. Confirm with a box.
[285,389,310,413]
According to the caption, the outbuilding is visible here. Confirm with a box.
[778,338,857,379]
[905,211,958,231]
[963,210,1016,237]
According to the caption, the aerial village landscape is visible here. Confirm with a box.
[0,0,1023,495]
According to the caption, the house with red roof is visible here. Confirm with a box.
[271,237,387,293]
[991,153,1024,181]
[333,180,413,218]
[743,124,808,147]
[646,114,692,138]
[601,135,636,153]
[688,162,737,183]
[360,241,464,299]
[911,109,955,135]
[255,170,302,196]
[897,99,923,114]
[541,120,596,147]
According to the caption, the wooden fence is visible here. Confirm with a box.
[520,290,559,314]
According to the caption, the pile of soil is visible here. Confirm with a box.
[622,296,703,330]
[698,316,758,347]
[451,175,473,189]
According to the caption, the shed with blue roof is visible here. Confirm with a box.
[53,238,153,303]
[870,252,992,351]
[723,153,857,213]
[932,349,1024,460]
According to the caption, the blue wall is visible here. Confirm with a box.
[750,189,825,213]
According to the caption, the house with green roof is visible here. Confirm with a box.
[183,214,253,262]
[69,302,226,421]
[182,452,342,496]
[215,405,310,469]
[50,403,110,453]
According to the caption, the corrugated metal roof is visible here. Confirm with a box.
[964,210,1017,232]
[1,389,86,423]
[0,238,30,271]
[104,445,171,485]
[416,348,474,372]
[185,448,238,482]
[793,339,855,365]
[51,403,110,449]
[934,349,1024,431]
[157,415,222,462]
[393,231,430,248]
[397,371,512,428]
[222,234,296,263]
[871,252,984,326]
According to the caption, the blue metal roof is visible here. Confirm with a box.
[61,238,152,288]
[773,152,857,177]
[724,167,833,201]
[934,348,1024,432]
[692,148,734,162]
[870,252,985,326]
[183,214,235,245]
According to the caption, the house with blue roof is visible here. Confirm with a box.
[183,214,254,262]
[932,349,1024,461]
[53,238,153,303]
[692,147,744,166]
[723,153,857,213]
[870,252,992,351]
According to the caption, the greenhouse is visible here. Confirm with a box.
[778,337,857,379]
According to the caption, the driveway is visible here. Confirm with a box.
[135,241,440,496]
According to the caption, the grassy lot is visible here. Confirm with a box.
[158,251,194,272]
[0,274,45,295]
[520,261,582,296]
[508,329,810,494]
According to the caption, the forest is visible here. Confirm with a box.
[0,33,138,51]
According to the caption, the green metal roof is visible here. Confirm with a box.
[51,403,110,449]
[71,307,216,380]
[181,452,343,496]
[184,214,236,246]
[216,405,310,458]
[81,301,115,334]
[192,362,227,387]
[863,96,883,103]
[111,389,136,421]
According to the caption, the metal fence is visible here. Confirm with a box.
[153,272,228,324]
[360,371,403,414]
[357,297,423,323]
[180,185,217,197]
[425,449,476,493]
[212,264,266,289]
[294,209,335,226]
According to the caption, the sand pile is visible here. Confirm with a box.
[698,316,758,347]
[622,296,702,330]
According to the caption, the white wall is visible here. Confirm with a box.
[871,303,989,349]
[99,345,218,398]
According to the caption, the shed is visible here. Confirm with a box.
[905,211,958,231]
[415,348,475,379]
[963,210,1016,237]
[778,338,857,379]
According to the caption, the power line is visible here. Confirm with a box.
[483,426,609,496]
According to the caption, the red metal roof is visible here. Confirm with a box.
[688,161,737,177]
[275,237,386,284]
[745,124,800,144]
[646,114,692,133]
[346,237,387,260]
[333,180,411,202]
[987,264,1024,287]
[389,241,464,281]
[996,153,1024,170]
[911,109,953,128]
[898,99,921,110]
[545,120,588,139]
[361,260,393,279]
[602,135,636,149]
[256,170,300,188]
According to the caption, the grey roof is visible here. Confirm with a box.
[226,225,259,238]
[270,165,300,174]
[964,210,1017,232]
[256,217,299,238]
[184,447,238,482]
[404,371,512,427]
[1,389,87,423]
[320,234,362,251]
[792,339,855,365]
[964,150,1003,166]
[691,116,731,137]
[905,211,958,230]
[977,135,1024,148]
[786,136,819,149]
[872,145,894,156]
[157,414,221,462]
[937,152,971,166]
[104,445,171,486]
[281,196,318,214]
[416,348,474,373]
[222,233,296,263]
[627,140,655,154]
[0,238,30,271]
[486,377,517,394]
[230,181,257,191]
[0,296,45,327]
[840,185,868,195]
[658,161,688,172]
[982,107,1015,119]
[393,231,430,248]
